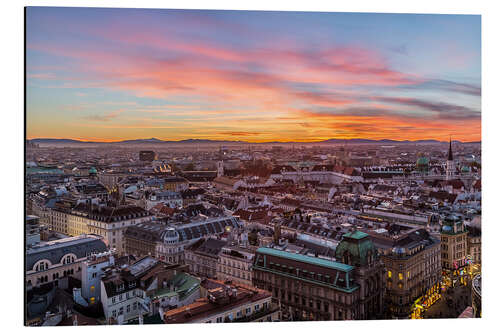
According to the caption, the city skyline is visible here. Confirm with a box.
[26,8,481,142]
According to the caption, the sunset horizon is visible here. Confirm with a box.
[26,8,481,143]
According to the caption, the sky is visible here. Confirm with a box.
[26,7,481,142]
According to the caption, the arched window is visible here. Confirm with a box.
[34,260,51,272]
[61,254,77,265]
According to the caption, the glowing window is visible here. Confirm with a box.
[387,271,392,278]
[90,297,95,304]
[398,273,403,280]
[90,285,95,292]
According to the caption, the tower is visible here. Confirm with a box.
[217,160,224,177]
[446,137,454,181]
[273,221,282,244]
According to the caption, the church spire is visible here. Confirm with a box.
[447,136,453,161]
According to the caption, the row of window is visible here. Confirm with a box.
[219,267,251,280]
[111,302,138,318]
[28,268,75,286]
[111,288,141,304]
[34,254,76,272]
[220,259,247,269]
[387,271,408,280]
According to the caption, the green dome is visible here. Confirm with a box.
[89,167,97,174]
[335,231,376,267]
[461,165,470,173]
[416,156,429,166]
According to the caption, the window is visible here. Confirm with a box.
[112,310,117,318]
[126,304,131,313]
[112,297,116,304]
[387,271,392,278]
[90,285,95,292]
[216,317,223,323]
[398,273,403,280]
[133,302,137,310]
[255,304,260,311]
[246,307,251,314]
[90,297,95,304]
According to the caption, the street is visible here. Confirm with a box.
[424,284,471,319]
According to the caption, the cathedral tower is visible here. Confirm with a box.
[446,137,454,181]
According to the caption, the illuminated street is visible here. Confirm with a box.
[423,284,472,318]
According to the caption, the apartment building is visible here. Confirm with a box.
[367,224,441,318]
[217,245,257,287]
[163,279,280,323]
[26,234,107,289]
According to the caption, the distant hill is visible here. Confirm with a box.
[116,138,165,144]
[30,137,478,146]
[30,138,95,144]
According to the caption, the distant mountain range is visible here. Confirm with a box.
[29,137,480,146]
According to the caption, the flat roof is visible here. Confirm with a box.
[256,247,353,272]
[26,234,101,255]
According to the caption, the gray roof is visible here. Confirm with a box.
[26,235,107,270]
[176,216,241,242]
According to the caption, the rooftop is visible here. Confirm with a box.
[342,230,369,240]
[256,247,353,272]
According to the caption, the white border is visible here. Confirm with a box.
[1,1,498,332]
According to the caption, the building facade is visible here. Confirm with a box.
[467,223,481,267]
[441,215,468,271]
[252,232,384,322]
[26,234,107,289]
[185,238,227,278]
[80,250,115,304]
[163,279,280,323]
[85,205,153,254]
[217,245,256,287]
[100,257,186,324]
[368,225,441,318]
